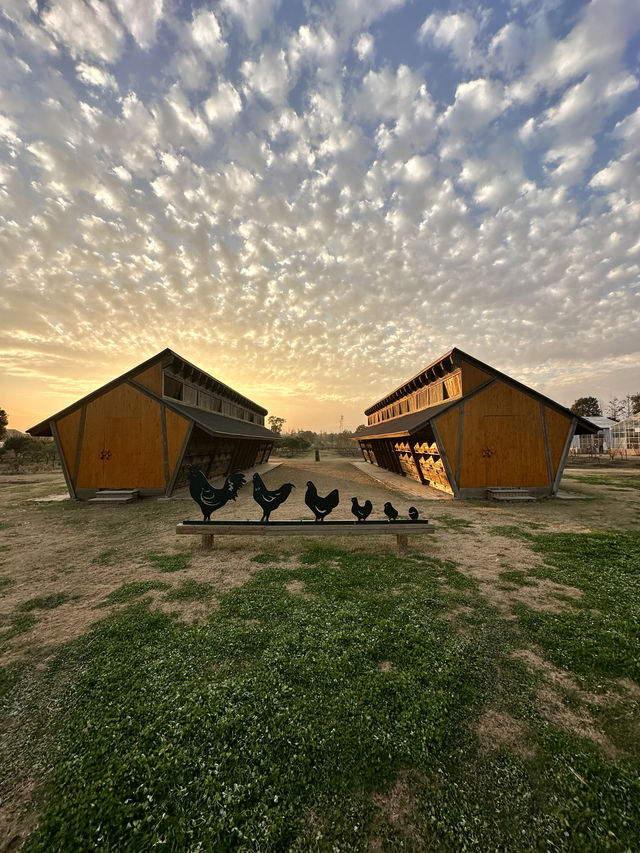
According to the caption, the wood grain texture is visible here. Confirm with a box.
[458,380,549,488]
[54,408,82,482]
[76,383,165,489]
[544,405,572,478]
[460,359,492,394]
[433,405,460,488]
[165,408,191,482]
[132,362,163,396]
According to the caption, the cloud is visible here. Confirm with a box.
[241,48,291,105]
[354,32,374,62]
[41,0,125,63]
[1,0,639,433]
[440,79,506,134]
[203,81,243,126]
[221,0,281,42]
[112,0,164,50]
[75,62,118,91]
[190,8,227,63]
[418,11,480,68]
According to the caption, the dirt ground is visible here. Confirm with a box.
[1,457,638,668]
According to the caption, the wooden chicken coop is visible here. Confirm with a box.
[356,348,598,499]
[27,349,276,500]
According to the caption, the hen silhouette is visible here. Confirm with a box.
[408,506,419,521]
[351,497,372,522]
[383,501,399,522]
[305,481,339,522]
[252,472,295,523]
[187,465,246,521]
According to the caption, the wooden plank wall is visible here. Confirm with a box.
[460,359,492,395]
[76,383,165,489]
[458,381,549,488]
[433,406,459,488]
[544,406,572,479]
[132,362,163,396]
[165,408,191,483]
[55,408,82,480]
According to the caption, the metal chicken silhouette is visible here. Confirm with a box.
[187,466,246,521]
[252,472,295,523]
[304,481,339,522]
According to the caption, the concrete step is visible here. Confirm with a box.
[89,490,139,504]
[486,488,536,502]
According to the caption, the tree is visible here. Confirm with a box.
[0,408,7,442]
[354,424,368,435]
[570,397,601,417]
[630,393,640,416]
[606,398,625,421]
[268,415,286,435]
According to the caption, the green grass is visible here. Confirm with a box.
[1,543,635,852]
[102,581,170,606]
[92,548,121,566]
[18,593,72,612]
[1,613,38,644]
[563,474,640,490]
[432,515,475,532]
[0,577,15,594]
[498,570,537,587]
[251,551,284,564]
[147,552,191,573]
[164,579,215,603]
[516,532,640,681]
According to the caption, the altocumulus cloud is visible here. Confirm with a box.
[0,0,638,430]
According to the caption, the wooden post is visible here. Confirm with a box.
[396,534,408,551]
[202,534,214,549]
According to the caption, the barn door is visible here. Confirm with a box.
[101,416,137,488]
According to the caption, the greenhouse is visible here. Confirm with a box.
[610,413,640,453]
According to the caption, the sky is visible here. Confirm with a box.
[1,0,639,434]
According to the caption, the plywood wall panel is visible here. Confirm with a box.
[165,408,191,480]
[545,406,572,476]
[132,363,162,396]
[76,383,165,489]
[460,360,492,394]
[459,381,549,488]
[55,408,82,480]
[433,405,460,486]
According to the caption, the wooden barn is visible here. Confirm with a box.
[356,348,598,500]
[28,349,276,500]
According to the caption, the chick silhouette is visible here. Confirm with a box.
[351,497,372,522]
[383,501,399,522]
[408,506,419,521]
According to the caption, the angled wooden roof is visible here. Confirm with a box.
[358,348,598,440]
[27,349,269,436]
[168,401,276,441]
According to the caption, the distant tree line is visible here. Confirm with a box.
[0,408,60,472]
[268,416,367,457]
[571,395,640,421]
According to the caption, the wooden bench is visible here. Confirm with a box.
[176,520,436,551]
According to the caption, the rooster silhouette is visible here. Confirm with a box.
[252,472,295,523]
[187,465,246,521]
[305,481,339,522]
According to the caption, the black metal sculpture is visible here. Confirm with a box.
[252,472,295,523]
[187,465,246,521]
[351,497,372,522]
[305,481,339,522]
[383,501,399,521]
[408,506,419,520]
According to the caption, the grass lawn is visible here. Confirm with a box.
[1,467,639,850]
